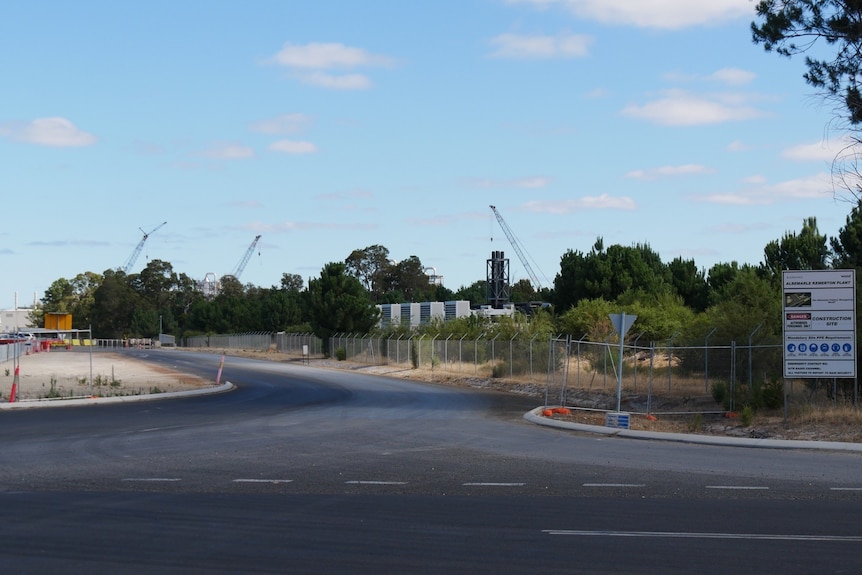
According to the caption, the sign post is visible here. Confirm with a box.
[609,312,637,421]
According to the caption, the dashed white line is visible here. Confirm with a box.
[233,479,293,484]
[122,478,182,482]
[583,483,645,488]
[543,530,862,542]
[830,487,862,491]
[132,426,186,434]
[462,482,526,487]
[706,485,769,491]
[344,481,407,485]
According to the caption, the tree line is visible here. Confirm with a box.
[27,202,862,351]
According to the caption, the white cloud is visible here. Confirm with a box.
[199,143,254,160]
[621,89,764,126]
[782,136,854,161]
[695,173,832,206]
[316,190,374,201]
[726,140,751,152]
[710,222,771,233]
[521,194,636,213]
[247,220,377,233]
[625,163,715,180]
[268,41,393,90]
[742,174,767,185]
[271,42,393,69]
[505,0,753,30]
[467,175,553,189]
[269,140,318,154]
[489,33,593,59]
[249,114,312,134]
[0,117,96,147]
[708,68,756,86]
[300,71,372,90]
[513,176,553,188]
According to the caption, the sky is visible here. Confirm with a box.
[1,0,857,310]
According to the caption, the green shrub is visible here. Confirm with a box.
[739,404,754,427]
[687,413,704,432]
[335,347,347,361]
[761,379,784,410]
[711,381,727,406]
[491,361,507,378]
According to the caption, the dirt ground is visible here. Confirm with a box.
[1,348,211,401]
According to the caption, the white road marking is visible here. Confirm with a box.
[705,485,769,490]
[344,481,407,485]
[462,482,526,487]
[830,487,862,491]
[132,426,186,433]
[233,479,293,484]
[543,530,862,542]
[122,478,182,482]
[583,483,645,488]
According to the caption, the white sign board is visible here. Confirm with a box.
[782,269,856,378]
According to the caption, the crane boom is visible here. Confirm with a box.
[231,235,262,279]
[489,205,543,290]
[122,221,167,273]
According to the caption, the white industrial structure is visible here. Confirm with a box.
[198,235,262,298]
[377,300,474,329]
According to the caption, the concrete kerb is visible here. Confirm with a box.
[0,381,235,410]
[524,407,862,452]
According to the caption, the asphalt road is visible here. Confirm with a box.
[0,349,860,574]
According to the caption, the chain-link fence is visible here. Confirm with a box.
[327,332,856,415]
[175,330,856,415]
[183,332,324,358]
[0,342,25,365]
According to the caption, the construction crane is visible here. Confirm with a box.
[229,235,262,280]
[122,222,167,273]
[489,205,546,291]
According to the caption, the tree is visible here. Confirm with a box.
[308,262,379,350]
[761,216,830,281]
[217,275,245,300]
[280,273,304,292]
[36,272,102,328]
[91,270,139,338]
[553,238,672,311]
[667,257,709,312]
[831,197,862,267]
[752,1,862,125]
[384,255,430,302]
[454,280,487,307]
[511,278,536,303]
[345,244,391,301]
[553,248,589,313]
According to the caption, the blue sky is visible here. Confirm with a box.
[1,0,854,310]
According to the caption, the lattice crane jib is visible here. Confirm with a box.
[489,205,543,291]
[122,221,167,273]
[231,235,262,279]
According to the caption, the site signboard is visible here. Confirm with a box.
[782,269,856,379]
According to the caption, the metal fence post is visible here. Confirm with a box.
[748,323,762,389]
[704,327,717,393]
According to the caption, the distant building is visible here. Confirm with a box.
[377,300,471,329]
[0,307,37,332]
